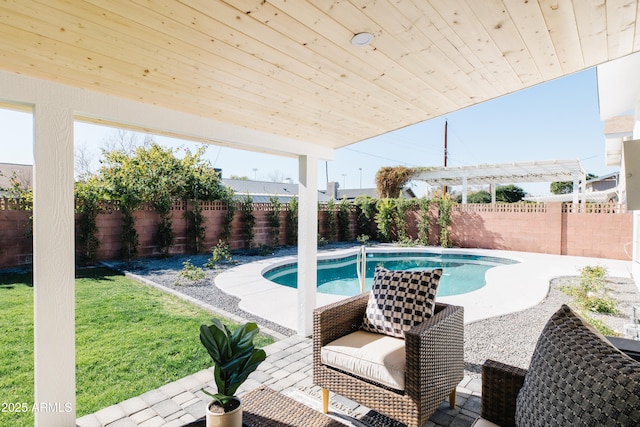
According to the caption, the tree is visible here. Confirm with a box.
[98,142,227,258]
[456,190,492,204]
[550,181,573,195]
[496,185,525,203]
[75,141,97,182]
[375,166,413,198]
[550,173,598,195]
[101,129,151,155]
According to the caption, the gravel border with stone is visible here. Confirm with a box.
[105,245,640,378]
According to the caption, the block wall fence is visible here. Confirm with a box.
[0,200,632,269]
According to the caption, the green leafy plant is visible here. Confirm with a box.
[239,194,255,249]
[375,198,396,242]
[356,234,370,246]
[437,195,453,248]
[324,199,337,242]
[353,195,377,240]
[416,197,430,245]
[185,200,206,254]
[561,265,620,315]
[286,196,298,245]
[176,260,206,285]
[155,195,174,257]
[205,241,233,268]
[395,197,414,242]
[199,319,266,408]
[268,195,282,246]
[337,197,351,241]
[75,179,102,265]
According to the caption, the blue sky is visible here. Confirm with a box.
[0,67,617,196]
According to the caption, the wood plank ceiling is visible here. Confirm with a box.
[0,0,639,149]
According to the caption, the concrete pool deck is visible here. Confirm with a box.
[216,245,635,330]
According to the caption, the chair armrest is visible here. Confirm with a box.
[313,293,368,346]
[404,303,465,401]
[312,293,369,372]
[480,359,527,427]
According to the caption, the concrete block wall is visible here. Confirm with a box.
[0,201,634,269]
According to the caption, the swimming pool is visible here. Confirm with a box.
[263,250,519,297]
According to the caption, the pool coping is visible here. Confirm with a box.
[215,245,634,331]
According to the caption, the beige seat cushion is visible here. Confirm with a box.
[470,417,501,427]
[320,330,406,390]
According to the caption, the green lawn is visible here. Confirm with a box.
[0,268,272,427]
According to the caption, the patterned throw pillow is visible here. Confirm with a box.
[515,304,640,426]
[361,266,442,338]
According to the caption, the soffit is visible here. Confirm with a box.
[0,1,639,150]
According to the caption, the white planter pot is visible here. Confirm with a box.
[205,398,242,427]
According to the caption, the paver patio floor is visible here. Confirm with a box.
[76,335,482,427]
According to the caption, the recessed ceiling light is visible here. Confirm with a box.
[351,32,374,47]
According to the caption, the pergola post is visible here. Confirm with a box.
[462,176,468,204]
[572,171,581,211]
[297,155,318,336]
[33,103,76,426]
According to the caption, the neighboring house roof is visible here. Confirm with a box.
[0,163,33,193]
[322,185,414,201]
[334,188,378,200]
[221,178,331,203]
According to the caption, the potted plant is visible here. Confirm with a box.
[199,318,266,427]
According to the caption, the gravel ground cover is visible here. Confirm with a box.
[107,245,640,378]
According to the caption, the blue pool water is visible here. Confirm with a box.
[263,251,518,297]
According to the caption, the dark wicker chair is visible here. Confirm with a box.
[313,293,464,427]
[476,360,527,427]
[475,306,640,427]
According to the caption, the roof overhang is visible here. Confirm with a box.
[597,51,640,120]
[1,1,639,153]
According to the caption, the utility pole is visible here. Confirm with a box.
[443,120,448,196]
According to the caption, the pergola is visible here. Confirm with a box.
[0,2,639,425]
[413,159,586,204]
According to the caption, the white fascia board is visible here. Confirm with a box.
[597,52,640,120]
[0,70,335,161]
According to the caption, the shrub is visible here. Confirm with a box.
[337,197,351,241]
[268,195,282,246]
[353,195,377,239]
[416,197,430,245]
[205,241,233,268]
[239,194,255,249]
[375,198,396,242]
[561,265,619,315]
[176,260,206,285]
[286,196,298,245]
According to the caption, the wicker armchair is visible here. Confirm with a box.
[313,293,464,427]
[474,305,640,427]
[476,360,527,427]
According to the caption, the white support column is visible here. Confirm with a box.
[297,155,318,336]
[462,176,468,204]
[33,103,76,426]
[490,184,496,204]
